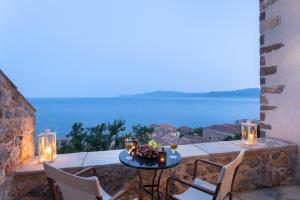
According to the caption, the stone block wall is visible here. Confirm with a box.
[12,142,297,200]
[0,70,35,199]
[260,0,300,180]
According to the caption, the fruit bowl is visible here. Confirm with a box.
[136,144,159,158]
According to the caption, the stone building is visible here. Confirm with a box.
[202,124,240,142]
[178,126,194,135]
[150,124,177,135]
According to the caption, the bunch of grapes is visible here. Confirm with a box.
[137,144,159,158]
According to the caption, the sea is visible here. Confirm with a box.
[28,97,259,139]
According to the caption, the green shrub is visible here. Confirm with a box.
[223,135,241,141]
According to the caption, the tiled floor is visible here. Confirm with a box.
[234,185,300,200]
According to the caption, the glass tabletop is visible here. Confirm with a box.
[119,148,181,170]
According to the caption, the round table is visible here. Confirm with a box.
[119,148,181,200]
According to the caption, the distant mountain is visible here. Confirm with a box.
[119,88,260,98]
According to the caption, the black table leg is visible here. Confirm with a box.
[156,169,163,200]
[137,169,163,200]
[152,170,156,198]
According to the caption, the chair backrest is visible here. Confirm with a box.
[217,150,245,200]
[43,162,103,200]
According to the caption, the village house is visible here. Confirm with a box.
[202,124,241,142]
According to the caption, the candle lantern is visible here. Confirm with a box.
[158,148,167,163]
[38,129,57,163]
[241,121,257,145]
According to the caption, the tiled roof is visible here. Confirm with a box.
[206,124,241,135]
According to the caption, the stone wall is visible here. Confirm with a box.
[260,0,300,180]
[13,139,297,200]
[0,70,35,199]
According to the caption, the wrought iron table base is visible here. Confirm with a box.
[137,169,163,200]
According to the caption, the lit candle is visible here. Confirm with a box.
[159,155,166,163]
[45,146,52,161]
[159,148,166,163]
[248,133,255,145]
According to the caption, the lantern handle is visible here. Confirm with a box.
[41,124,58,133]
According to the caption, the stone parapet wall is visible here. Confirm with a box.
[0,70,35,199]
[13,138,297,200]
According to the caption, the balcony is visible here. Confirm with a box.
[1,0,300,199]
[13,138,298,199]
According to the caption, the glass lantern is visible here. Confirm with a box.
[242,121,257,145]
[38,129,57,163]
[158,148,167,163]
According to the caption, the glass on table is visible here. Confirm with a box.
[169,133,179,159]
[125,138,134,160]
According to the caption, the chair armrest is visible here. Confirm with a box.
[73,167,97,176]
[194,159,223,179]
[109,178,138,200]
[166,176,215,196]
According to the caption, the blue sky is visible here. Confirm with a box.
[0,0,259,97]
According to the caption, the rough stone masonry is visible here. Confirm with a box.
[260,0,300,180]
[0,70,35,199]
[12,138,297,200]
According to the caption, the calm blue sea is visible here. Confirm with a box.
[28,97,259,139]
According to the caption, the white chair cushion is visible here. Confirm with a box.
[172,178,216,200]
[194,178,216,192]
[100,186,111,200]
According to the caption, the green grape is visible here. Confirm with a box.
[148,139,160,150]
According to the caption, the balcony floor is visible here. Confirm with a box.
[234,185,300,200]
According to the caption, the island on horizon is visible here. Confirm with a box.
[118,88,260,98]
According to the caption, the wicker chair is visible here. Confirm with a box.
[43,162,137,200]
[166,150,245,200]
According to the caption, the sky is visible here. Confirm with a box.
[0,0,259,98]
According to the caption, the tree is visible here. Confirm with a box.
[107,119,126,149]
[85,123,107,151]
[58,120,156,154]
[194,127,203,136]
[66,122,87,152]
[132,125,154,144]
[59,122,87,154]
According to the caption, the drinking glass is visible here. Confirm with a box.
[169,136,178,159]
[125,138,133,160]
